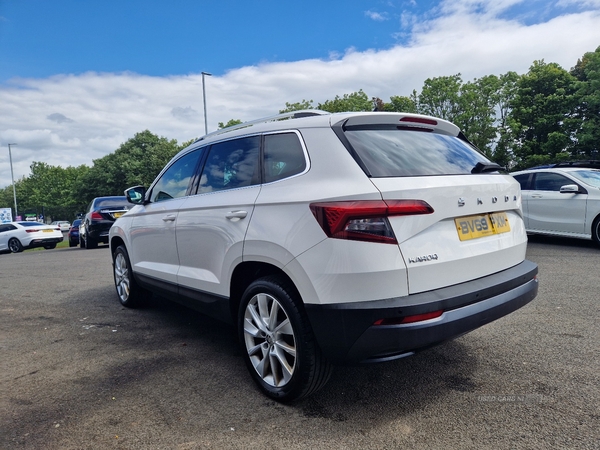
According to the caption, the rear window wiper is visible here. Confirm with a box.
[471,162,504,174]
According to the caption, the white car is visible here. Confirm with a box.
[512,164,600,245]
[0,221,64,253]
[51,220,71,232]
[110,111,538,401]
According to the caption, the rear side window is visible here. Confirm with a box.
[342,127,492,177]
[263,133,306,183]
[198,136,260,194]
[513,173,531,190]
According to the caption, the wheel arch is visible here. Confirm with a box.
[110,235,126,258]
[229,262,301,323]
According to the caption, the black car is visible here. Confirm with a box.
[67,219,82,247]
[80,196,129,249]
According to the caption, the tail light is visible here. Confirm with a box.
[310,200,433,244]
[90,211,103,220]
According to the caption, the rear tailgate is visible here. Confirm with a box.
[370,174,527,294]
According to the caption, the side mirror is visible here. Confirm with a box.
[125,186,147,204]
[559,184,581,194]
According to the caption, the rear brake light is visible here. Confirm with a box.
[399,116,438,126]
[310,200,433,244]
[373,310,443,326]
[90,212,103,220]
[25,229,39,233]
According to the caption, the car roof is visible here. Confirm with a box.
[512,167,600,175]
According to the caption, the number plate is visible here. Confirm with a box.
[455,212,511,241]
[112,212,124,218]
[43,229,53,233]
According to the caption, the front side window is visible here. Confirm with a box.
[263,133,307,183]
[0,224,17,233]
[533,173,571,192]
[198,136,260,194]
[343,127,492,177]
[150,149,202,202]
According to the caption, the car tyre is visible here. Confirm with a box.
[8,238,24,253]
[592,216,600,247]
[43,243,57,250]
[239,276,332,402]
[113,245,147,307]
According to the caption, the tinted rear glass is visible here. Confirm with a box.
[93,198,128,209]
[343,127,492,177]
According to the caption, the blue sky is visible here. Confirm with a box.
[1,0,600,188]
[1,0,438,81]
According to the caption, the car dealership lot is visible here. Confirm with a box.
[1,239,598,449]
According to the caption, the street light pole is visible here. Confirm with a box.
[201,71,212,135]
[7,143,18,219]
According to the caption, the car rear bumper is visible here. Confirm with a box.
[87,223,113,242]
[304,260,538,364]
[26,236,64,248]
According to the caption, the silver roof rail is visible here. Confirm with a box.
[195,109,330,142]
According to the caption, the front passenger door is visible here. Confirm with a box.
[129,148,203,286]
[527,172,587,234]
[176,136,261,298]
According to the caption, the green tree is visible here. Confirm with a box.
[317,89,372,112]
[74,130,181,201]
[570,46,600,159]
[279,99,314,113]
[218,119,243,129]
[455,76,498,155]
[509,60,578,168]
[384,95,418,113]
[416,74,463,122]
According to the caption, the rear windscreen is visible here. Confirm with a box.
[343,127,493,177]
[94,198,127,209]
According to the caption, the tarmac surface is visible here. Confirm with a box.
[1,235,599,449]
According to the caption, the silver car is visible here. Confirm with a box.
[512,164,600,246]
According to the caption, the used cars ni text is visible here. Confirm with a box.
[109,111,538,401]
[512,163,600,246]
[0,221,63,254]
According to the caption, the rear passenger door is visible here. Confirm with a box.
[176,136,261,298]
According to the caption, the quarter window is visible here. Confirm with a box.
[263,133,306,183]
[198,137,260,194]
[150,149,202,202]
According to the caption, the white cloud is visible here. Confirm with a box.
[365,10,389,21]
[1,3,600,188]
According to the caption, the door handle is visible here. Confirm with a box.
[531,194,543,199]
[226,210,248,220]
[162,214,177,222]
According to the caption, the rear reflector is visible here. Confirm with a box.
[373,310,444,326]
[310,200,433,244]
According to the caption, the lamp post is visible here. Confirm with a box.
[7,143,18,219]
[201,71,212,135]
